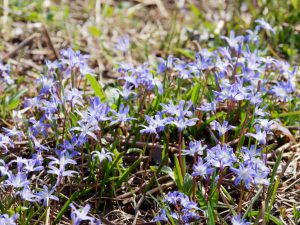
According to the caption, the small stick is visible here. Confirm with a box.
[3,33,40,59]
[43,24,59,60]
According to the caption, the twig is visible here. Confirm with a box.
[3,33,40,59]
[43,24,59,60]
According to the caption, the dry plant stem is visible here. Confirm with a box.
[178,130,184,176]
[204,177,210,201]
[3,33,40,59]
[237,184,245,213]
[176,204,182,225]
[42,24,59,60]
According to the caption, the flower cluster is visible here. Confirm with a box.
[0,18,297,225]
[155,191,202,224]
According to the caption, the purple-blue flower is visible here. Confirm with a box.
[110,104,136,126]
[92,148,114,164]
[255,18,276,34]
[36,185,59,207]
[192,157,214,179]
[70,203,95,225]
[246,124,267,145]
[182,140,207,156]
[230,162,256,189]
[115,35,130,52]
[3,127,23,142]
[231,214,251,225]
[210,120,236,138]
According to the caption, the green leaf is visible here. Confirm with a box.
[291,0,298,9]
[116,158,141,187]
[242,186,263,219]
[275,110,300,117]
[266,177,280,223]
[189,1,204,19]
[88,26,102,37]
[183,173,193,195]
[207,201,215,225]
[173,156,184,190]
[249,211,284,225]
[86,74,106,101]
[161,166,175,180]
[191,83,201,105]
[8,99,20,110]
[174,48,196,59]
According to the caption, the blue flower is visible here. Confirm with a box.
[210,120,236,138]
[0,134,13,153]
[254,104,270,117]
[246,124,267,145]
[255,18,276,34]
[154,209,168,222]
[182,140,207,156]
[230,162,256,189]
[4,171,30,189]
[192,157,214,179]
[206,144,237,168]
[70,120,99,144]
[198,100,217,112]
[36,185,59,207]
[117,84,137,101]
[171,115,198,132]
[60,47,92,77]
[110,104,136,126]
[36,75,57,95]
[220,30,244,50]
[269,81,292,102]
[92,148,114,164]
[29,116,51,137]
[70,203,95,225]
[65,88,84,107]
[3,127,23,142]
[87,97,111,122]
[0,213,18,225]
[188,52,212,76]
[115,35,130,52]
[161,100,194,118]
[140,113,171,135]
[231,214,251,225]
[30,136,49,152]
